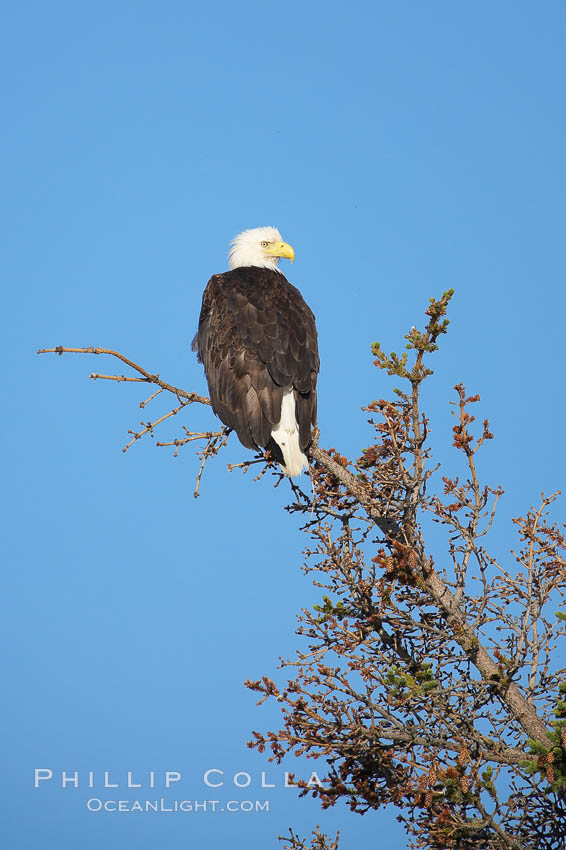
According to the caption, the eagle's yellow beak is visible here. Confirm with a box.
[266,241,295,263]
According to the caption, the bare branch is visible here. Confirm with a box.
[37,346,211,405]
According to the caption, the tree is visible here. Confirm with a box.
[38,291,566,849]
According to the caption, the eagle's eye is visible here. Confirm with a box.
[260,241,269,248]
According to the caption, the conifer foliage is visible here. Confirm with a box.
[39,292,566,849]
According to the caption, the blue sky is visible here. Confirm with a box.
[2,2,565,848]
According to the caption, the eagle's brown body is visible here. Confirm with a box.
[193,266,319,466]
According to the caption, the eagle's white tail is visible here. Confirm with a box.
[271,388,308,477]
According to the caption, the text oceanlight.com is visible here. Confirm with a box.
[85,798,269,813]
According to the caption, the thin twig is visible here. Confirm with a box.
[38,346,211,405]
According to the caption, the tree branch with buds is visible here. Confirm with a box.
[38,291,566,849]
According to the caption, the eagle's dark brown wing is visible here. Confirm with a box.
[193,266,319,452]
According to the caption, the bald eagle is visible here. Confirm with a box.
[192,226,319,477]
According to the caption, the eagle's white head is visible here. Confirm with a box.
[228,226,295,272]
